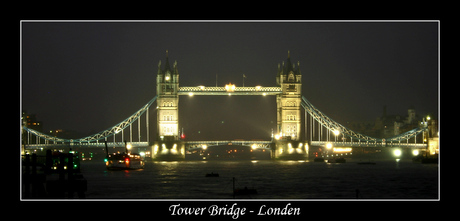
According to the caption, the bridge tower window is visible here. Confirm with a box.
[288,73,295,82]
[286,101,296,107]
[163,115,173,121]
[162,101,174,107]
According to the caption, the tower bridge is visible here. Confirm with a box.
[22,51,436,160]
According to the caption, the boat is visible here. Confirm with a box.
[327,157,346,163]
[105,141,145,170]
[48,150,81,173]
[413,155,438,164]
[421,157,438,164]
[232,177,257,198]
[234,187,257,195]
[314,157,325,162]
[105,152,145,170]
[205,172,219,177]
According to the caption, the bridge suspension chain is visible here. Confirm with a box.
[23,95,158,144]
[385,127,426,143]
[301,96,426,143]
[301,96,379,142]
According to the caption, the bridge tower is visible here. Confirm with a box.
[276,51,302,141]
[274,51,307,159]
[154,50,184,160]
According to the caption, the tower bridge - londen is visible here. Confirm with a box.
[22,51,435,160]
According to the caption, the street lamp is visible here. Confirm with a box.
[333,129,340,136]
[333,129,340,142]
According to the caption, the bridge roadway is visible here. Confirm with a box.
[23,140,274,149]
[310,141,427,148]
[23,141,150,149]
[24,140,427,149]
[185,140,273,150]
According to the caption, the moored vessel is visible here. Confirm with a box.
[104,141,145,170]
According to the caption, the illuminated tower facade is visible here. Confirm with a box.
[276,51,302,141]
[156,51,180,140]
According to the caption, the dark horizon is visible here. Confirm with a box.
[21,21,439,140]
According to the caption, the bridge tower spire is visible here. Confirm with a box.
[276,51,302,141]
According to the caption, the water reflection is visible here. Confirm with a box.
[278,160,304,165]
[155,161,180,183]
[395,158,401,169]
[123,170,130,178]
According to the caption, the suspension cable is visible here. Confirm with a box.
[23,95,158,143]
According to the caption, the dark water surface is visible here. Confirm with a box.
[81,159,438,199]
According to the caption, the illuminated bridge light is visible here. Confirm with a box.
[393,149,402,157]
[225,83,236,92]
[333,129,340,136]
[333,147,352,153]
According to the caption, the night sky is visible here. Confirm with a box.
[21,21,438,140]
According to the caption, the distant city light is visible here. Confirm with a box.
[153,145,159,155]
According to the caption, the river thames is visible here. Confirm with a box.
[81,158,438,199]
